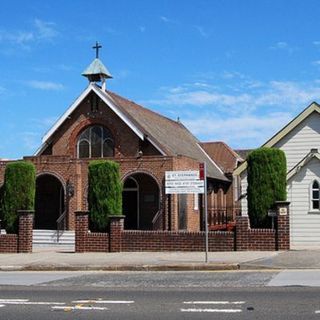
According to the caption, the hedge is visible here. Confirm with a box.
[88,160,122,232]
[247,147,287,228]
[2,161,36,233]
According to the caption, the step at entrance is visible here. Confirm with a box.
[32,230,75,251]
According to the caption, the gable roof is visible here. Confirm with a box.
[234,101,320,176]
[200,141,243,174]
[234,149,252,160]
[35,83,228,181]
[287,149,320,180]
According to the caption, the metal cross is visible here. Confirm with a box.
[92,41,102,59]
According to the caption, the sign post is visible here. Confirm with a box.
[199,163,208,263]
[165,165,208,263]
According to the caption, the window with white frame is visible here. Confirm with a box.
[77,125,114,158]
[311,180,320,210]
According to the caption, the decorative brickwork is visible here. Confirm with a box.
[17,210,34,253]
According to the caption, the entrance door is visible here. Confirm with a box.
[35,174,65,229]
[122,177,139,230]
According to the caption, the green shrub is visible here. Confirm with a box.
[0,184,4,222]
[88,160,122,232]
[247,147,287,228]
[2,161,36,233]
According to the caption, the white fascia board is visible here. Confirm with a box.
[197,143,225,176]
[39,84,145,152]
[92,86,144,140]
[287,152,320,180]
[42,85,93,143]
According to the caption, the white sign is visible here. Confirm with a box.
[165,170,204,194]
[165,180,204,187]
[165,186,204,194]
[165,171,199,181]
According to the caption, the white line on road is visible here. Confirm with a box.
[0,299,29,303]
[3,301,66,305]
[0,304,5,308]
[181,308,242,313]
[183,301,245,305]
[72,300,134,304]
[52,306,108,311]
[315,310,320,313]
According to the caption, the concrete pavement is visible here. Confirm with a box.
[0,249,320,271]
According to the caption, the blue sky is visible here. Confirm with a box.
[2,0,320,158]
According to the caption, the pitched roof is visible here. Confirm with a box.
[82,58,112,79]
[200,141,243,173]
[234,101,320,176]
[234,149,252,160]
[105,90,228,181]
[36,83,228,182]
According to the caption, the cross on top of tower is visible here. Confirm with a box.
[93,41,102,59]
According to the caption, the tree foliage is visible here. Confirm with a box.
[247,147,287,228]
[88,160,122,232]
[2,161,36,233]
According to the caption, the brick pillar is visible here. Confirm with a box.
[109,215,125,252]
[235,216,249,251]
[75,211,89,253]
[18,210,34,253]
[275,201,290,250]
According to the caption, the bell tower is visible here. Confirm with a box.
[82,41,112,91]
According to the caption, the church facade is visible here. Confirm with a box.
[0,49,232,233]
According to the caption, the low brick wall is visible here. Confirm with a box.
[0,211,33,254]
[75,202,290,252]
[86,233,109,252]
[0,234,18,253]
[122,230,234,252]
[247,229,276,250]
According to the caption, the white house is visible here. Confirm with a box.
[234,102,320,249]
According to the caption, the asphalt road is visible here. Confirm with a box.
[0,271,319,319]
[0,286,320,319]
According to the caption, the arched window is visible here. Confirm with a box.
[77,125,114,158]
[311,180,320,210]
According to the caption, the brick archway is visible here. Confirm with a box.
[122,172,160,230]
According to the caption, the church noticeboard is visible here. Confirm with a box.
[165,170,204,194]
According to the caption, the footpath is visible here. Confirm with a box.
[0,249,319,271]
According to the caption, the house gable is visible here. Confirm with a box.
[234,102,320,176]
[36,86,162,158]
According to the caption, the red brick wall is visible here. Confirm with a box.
[86,233,109,252]
[0,234,18,253]
[122,230,234,251]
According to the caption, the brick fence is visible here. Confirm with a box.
[75,202,290,252]
[0,211,34,253]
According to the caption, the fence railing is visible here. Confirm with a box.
[208,207,241,230]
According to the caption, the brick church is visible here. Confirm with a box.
[0,44,235,234]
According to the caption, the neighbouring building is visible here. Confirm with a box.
[234,102,320,249]
[0,46,234,235]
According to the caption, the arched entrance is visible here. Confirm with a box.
[122,173,160,230]
[35,174,65,229]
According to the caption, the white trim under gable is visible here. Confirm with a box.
[34,83,148,156]
[197,143,225,176]
[287,152,320,181]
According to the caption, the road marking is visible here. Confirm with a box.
[52,305,108,311]
[0,304,5,308]
[72,300,134,304]
[183,301,245,305]
[315,310,320,313]
[0,299,29,303]
[181,308,242,313]
[2,301,66,305]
